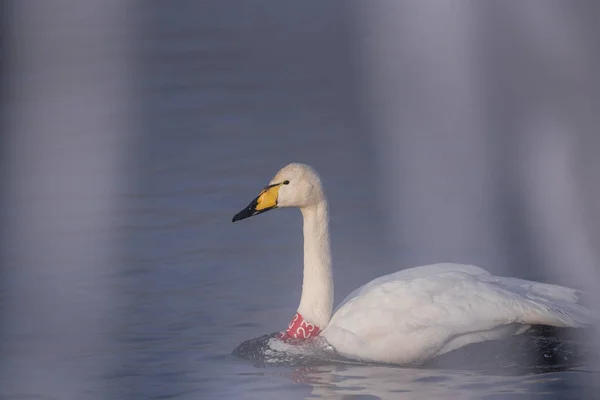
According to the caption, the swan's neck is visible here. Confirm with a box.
[297,200,333,329]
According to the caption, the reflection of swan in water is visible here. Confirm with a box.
[232,163,594,365]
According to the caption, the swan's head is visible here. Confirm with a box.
[232,163,324,222]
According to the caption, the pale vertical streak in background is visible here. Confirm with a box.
[360,0,600,379]
[358,1,502,268]
[1,1,134,398]
[519,119,600,289]
[510,2,600,293]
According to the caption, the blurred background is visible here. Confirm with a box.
[1,1,599,399]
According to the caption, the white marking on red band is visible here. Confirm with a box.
[276,312,321,341]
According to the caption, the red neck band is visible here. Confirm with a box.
[277,312,321,341]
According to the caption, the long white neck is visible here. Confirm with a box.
[297,199,334,329]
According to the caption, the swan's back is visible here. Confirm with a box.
[322,263,593,364]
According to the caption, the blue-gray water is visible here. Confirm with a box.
[2,1,600,399]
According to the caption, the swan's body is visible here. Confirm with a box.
[322,263,589,364]
[232,163,593,365]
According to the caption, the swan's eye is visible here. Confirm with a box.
[283,180,290,185]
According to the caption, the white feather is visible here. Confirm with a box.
[236,163,595,365]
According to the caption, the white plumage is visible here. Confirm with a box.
[233,163,593,365]
[323,263,589,364]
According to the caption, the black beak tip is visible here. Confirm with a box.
[232,207,253,222]
[232,198,272,223]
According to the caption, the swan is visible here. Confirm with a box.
[232,163,593,365]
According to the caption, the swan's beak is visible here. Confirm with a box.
[232,183,280,222]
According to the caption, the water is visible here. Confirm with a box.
[122,3,600,398]
[2,1,600,399]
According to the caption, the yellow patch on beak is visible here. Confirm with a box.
[232,182,282,222]
[255,184,280,211]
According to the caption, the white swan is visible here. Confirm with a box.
[232,163,593,365]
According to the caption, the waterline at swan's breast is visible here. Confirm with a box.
[231,332,358,367]
[231,326,595,372]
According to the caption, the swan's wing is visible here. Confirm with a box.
[324,264,594,363]
[335,263,490,311]
[480,275,581,304]
[474,274,593,326]
[333,266,590,335]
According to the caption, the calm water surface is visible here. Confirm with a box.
[3,2,600,399]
